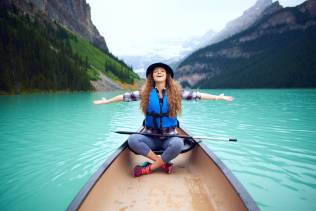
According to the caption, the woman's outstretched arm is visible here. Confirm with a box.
[93,90,141,105]
[93,95,123,105]
[200,92,233,101]
[181,90,233,101]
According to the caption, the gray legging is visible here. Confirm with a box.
[128,134,184,163]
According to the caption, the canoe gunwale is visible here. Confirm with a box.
[66,142,128,211]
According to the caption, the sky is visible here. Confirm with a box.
[86,0,306,57]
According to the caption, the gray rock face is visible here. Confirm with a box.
[24,0,108,51]
[90,72,121,91]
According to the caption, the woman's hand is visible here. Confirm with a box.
[93,97,108,105]
[218,93,233,101]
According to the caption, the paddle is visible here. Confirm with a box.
[113,130,237,142]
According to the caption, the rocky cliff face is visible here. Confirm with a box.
[19,0,108,51]
[175,0,316,88]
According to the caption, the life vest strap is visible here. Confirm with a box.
[146,111,169,128]
[146,111,169,117]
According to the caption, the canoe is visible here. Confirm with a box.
[67,127,259,211]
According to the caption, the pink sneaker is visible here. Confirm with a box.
[133,162,152,177]
[160,163,173,174]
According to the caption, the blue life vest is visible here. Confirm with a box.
[145,88,178,129]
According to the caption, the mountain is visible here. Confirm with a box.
[207,0,274,46]
[0,0,140,93]
[257,1,283,19]
[175,0,316,88]
[188,29,217,52]
[169,0,274,73]
[136,0,274,75]
[21,0,108,51]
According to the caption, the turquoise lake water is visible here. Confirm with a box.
[0,89,316,211]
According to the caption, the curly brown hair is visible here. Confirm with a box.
[140,73,182,117]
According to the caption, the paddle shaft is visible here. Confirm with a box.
[114,131,237,142]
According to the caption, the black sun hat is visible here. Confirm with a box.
[146,62,174,78]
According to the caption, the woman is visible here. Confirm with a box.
[93,62,233,177]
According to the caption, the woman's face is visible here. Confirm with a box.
[152,67,167,82]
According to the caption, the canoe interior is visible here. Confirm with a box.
[77,129,249,211]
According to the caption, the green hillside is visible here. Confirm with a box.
[68,29,139,84]
[0,3,139,94]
